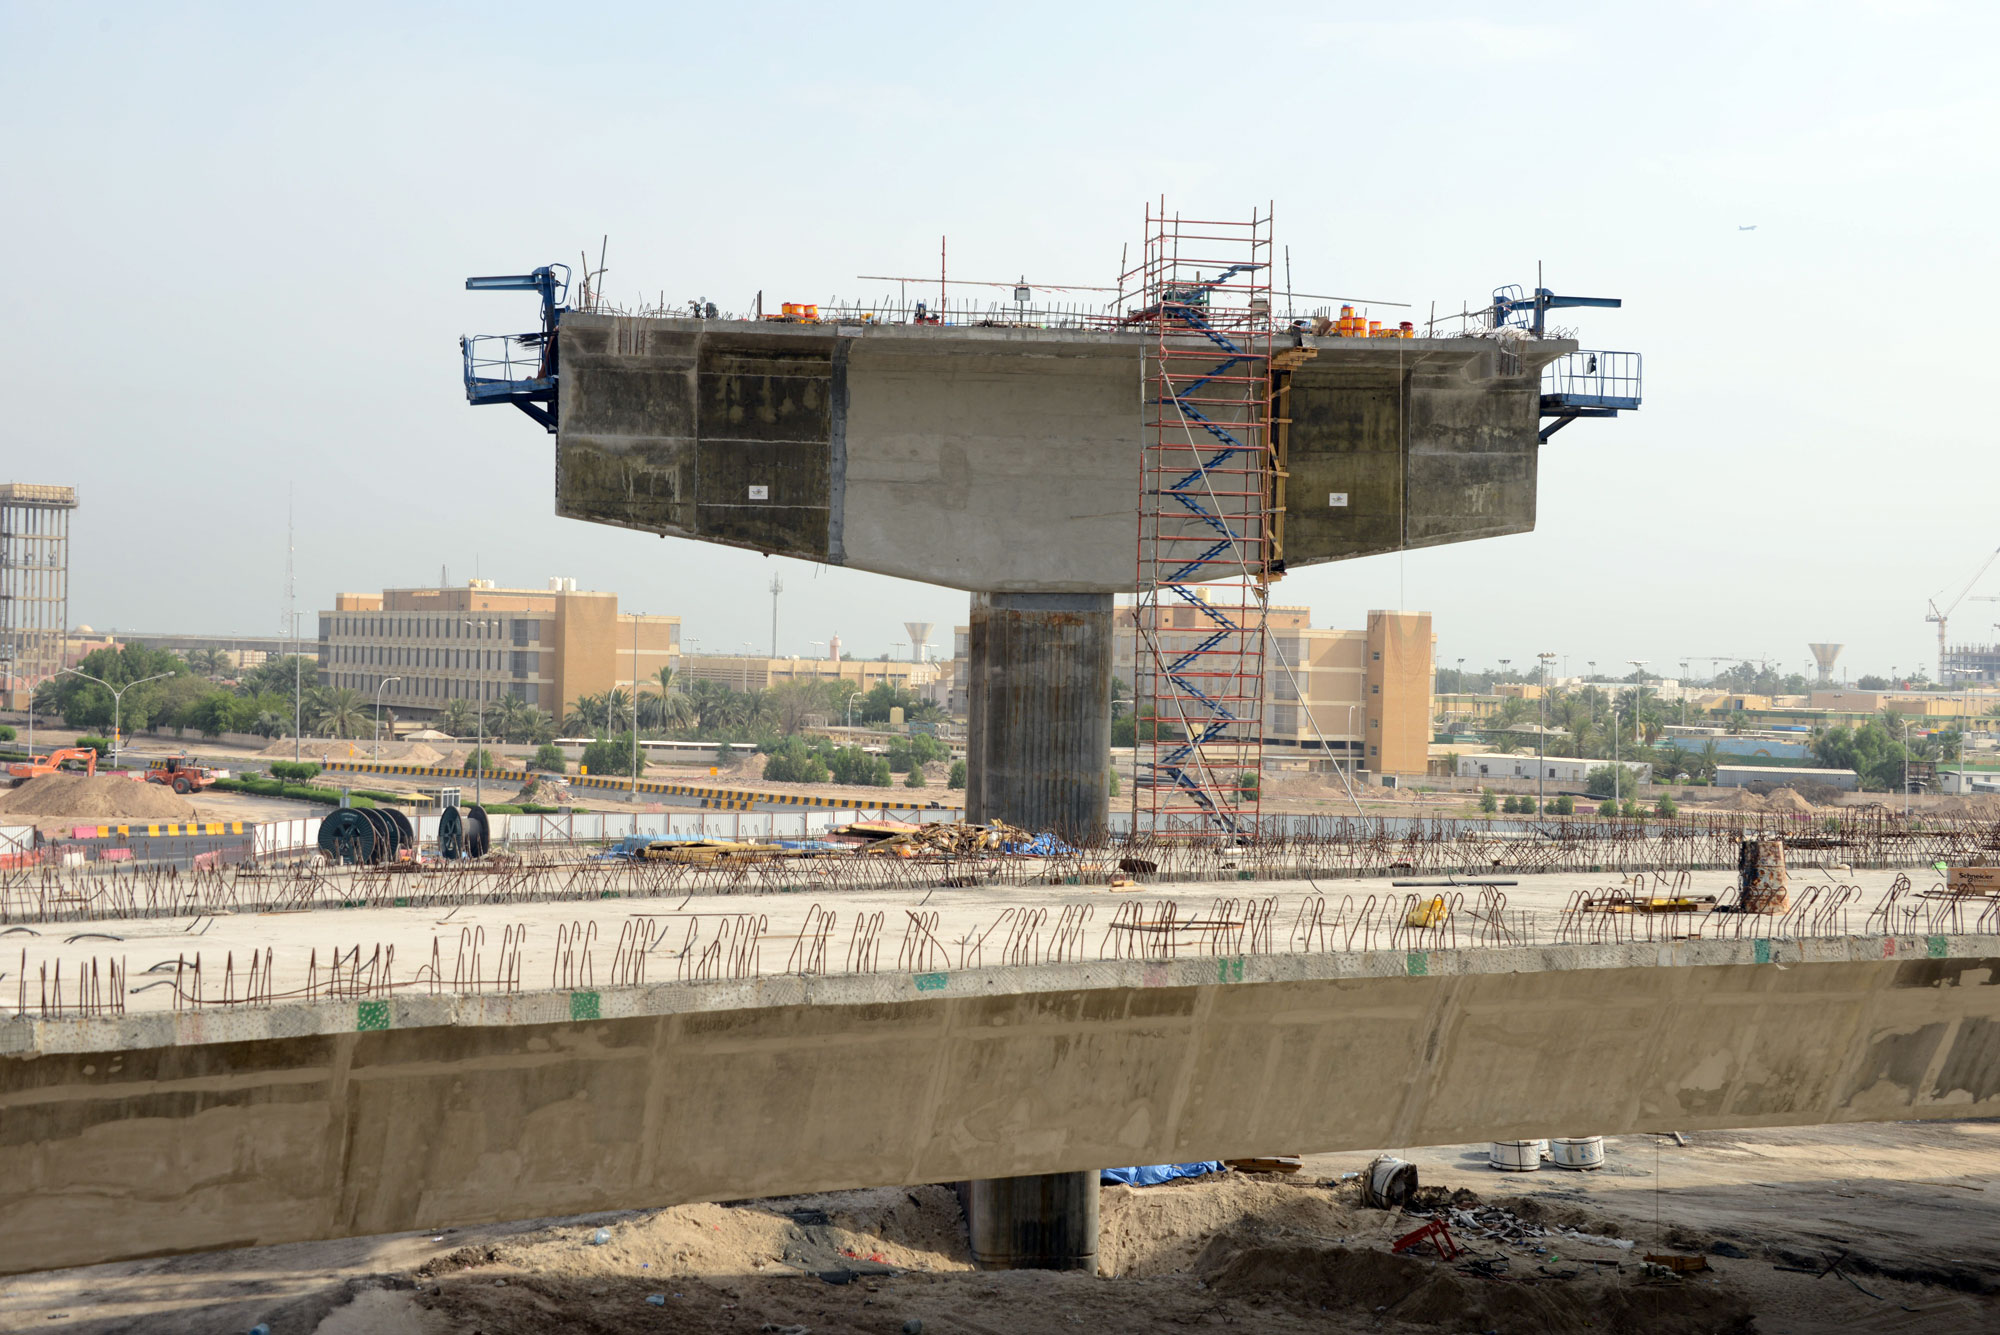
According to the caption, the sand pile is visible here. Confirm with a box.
[1765,786,1815,813]
[253,739,451,766]
[0,773,197,820]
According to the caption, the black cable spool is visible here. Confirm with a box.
[378,806,415,860]
[318,808,375,865]
[437,804,463,859]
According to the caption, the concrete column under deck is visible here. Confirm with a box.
[965,592,1114,839]
[962,591,1113,1268]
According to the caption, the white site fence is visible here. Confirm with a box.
[250,807,959,860]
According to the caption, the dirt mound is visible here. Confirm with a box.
[516,779,569,807]
[1765,786,1814,813]
[1100,1173,1375,1277]
[1199,1237,1754,1332]
[253,739,451,767]
[421,1184,972,1286]
[0,773,197,820]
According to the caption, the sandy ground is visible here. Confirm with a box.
[2,1122,1993,1334]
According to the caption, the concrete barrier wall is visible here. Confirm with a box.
[4,936,1996,1274]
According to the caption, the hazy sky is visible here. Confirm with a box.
[5,2,1994,681]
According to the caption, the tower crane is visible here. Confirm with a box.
[1925,546,2000,683]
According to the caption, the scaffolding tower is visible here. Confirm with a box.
[0,483,77,710]
[1127,205,1276,836]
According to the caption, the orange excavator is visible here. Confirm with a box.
[4,746,99,785]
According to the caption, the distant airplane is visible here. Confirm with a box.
[1738,224,1758,231]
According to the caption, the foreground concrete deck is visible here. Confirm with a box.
[3,864,1995,1274]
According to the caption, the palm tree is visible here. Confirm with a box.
[311,687,369,739]
[185,648,230,679]
[496,695,538,743]
[437,698,477,738]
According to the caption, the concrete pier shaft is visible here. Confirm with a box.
[964,592,1114,839]
[962,592,1113,1268]
[963,1173,1101,1272]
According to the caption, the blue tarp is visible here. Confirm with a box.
[1001,833,1075,857]
[1100,1162,1226,1187]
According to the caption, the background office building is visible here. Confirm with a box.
[1114,601,1434,777]
[318,578,679,719]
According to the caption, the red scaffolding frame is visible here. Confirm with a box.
[1127,203,1275,836]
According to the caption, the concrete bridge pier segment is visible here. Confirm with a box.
[961,590,1113,1268]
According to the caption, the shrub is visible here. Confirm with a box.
[580,736,635,777]
[465,747,496,773]
[1654,794,1678,817]
[532,742,567,774]
[0,725,14,742]
[268,760,320,783]
[1621,799,1641,818]
[1597,799,1619,817]
[1237,770,1260,802]
[74,735,111,758]
[1551,795,1575,816]
[1478,789,1498,814]
[904,766,926,788]
[1107,766,1119,797]
[948,759,967,790]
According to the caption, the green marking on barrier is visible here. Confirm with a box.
[1217,956,1245,983]
[1237,870,1255,881]
[341,900,365,909]
[356,1000,390,1031]
[599,890,620,899]
[1928,935,1948,957]
[569,990,601,1021]
[392,897,408,908]
[1405,952,1428,976]
[914,972,948,992]
[1754,939,1772,964]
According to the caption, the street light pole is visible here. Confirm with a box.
[293,613,305,765]
[374,677,403,759]
[1537,651,1556,815]
[59,669,171,767]
[631,609,640,804]
[1629,659,1649,749]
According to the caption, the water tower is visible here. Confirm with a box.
[1808,642,1844,685]
[904,621,936,662]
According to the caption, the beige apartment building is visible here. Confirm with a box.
[318,579,679,720]
[679,653,938,695]
[1114,601,1434,777]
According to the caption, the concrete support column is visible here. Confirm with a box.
[962,592,1111,1270]
[964,1172,1100,1272]
[965,592,1113,840]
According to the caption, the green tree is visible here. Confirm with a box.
[1597,799,1618,817]
[1655,793,1678,817]
[1585,764,1645,799]
[309,687,370,739]
[1478,789,1498,814]
[1551,795,1574,816]
[532,742,567,773]
[948,759,967,789]
[465,747,496,772]
[904,765,927,788]
[1236,770,1260,803]
[437,698,478,738]
[581,735,637,776]
[1107,766,1119,797]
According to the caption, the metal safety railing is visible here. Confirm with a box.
[1542,350,1642,409]
[460,333,555,404]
